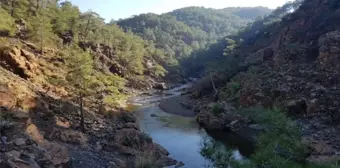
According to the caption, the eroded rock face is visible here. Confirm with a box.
[318,31,340,70]
[0,46,37,79]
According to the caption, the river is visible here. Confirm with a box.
[129,84,245,168]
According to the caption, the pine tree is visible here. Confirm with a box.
[0,0,29,19]
[65,46,96,133]
[94,73,125,113]
[53,1,81,38]
[28,2,55,53]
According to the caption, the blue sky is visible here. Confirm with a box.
[68,0,291,21]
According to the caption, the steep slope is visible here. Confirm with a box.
[0,1,179,167]
[193,0,340,166]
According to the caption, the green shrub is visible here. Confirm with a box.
[0,8,16,36]
[212,103,224,115]
[202,107,338,168]
[219,80,241,102]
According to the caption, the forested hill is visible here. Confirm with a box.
[117,7,272,62]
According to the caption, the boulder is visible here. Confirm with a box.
[150,114,158,117]
[123,122,139,130]
[0,46,37,79]
[20,49,35,61]
[11,109,30,120]
[153,82,168,90]
[196,111,226,131]
[287,99,307,115]
[13,138,26,146]
[4,151,40,168]
[40,142,70,167]
[0,90,17,108]
[118,112,136,123]
[155,156,177,167]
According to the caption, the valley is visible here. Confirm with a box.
[1,0,340,167]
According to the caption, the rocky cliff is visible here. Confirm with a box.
[194,0,340,165]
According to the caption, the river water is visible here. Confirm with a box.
[129,84,244,168]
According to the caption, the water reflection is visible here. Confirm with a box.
[131,84,247,168]
[200,138,246,168]
[135,104,244,168]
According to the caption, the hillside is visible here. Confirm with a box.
[117,6,272,76]
[191,0,340,167]
[0,1,180,167]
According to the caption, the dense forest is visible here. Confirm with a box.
[117,6,272,76]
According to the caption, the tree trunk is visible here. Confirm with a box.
[83,15,91,41]
[79,93,86,133]
[210,73,219,102]
[98,89,104,114]
[36,0,40,11]
[40,34,43,54]
[10,0,15,17]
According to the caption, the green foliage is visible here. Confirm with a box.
[53,1,80,36]
[219,80,241,102]
[94,72,125,107]
[202,107,337,168]
[63,45,96,96]
[212,103,224,116]
[0,0,29,19]
[0,8,15,36]
[78,11,105,42]
[151,64,167,78]
[117,7,271,76]
[28,5,56,52]
[223,38,237,56]
[201,138,254,168]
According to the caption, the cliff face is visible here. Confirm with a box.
[236,0,340,118]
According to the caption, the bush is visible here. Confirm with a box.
[212,103,224,115]
[0,8,15,36]
[202,107,338,168]
[219,80,241,101]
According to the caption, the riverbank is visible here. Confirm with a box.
[156,81,340,166]
[134,86,244,168]
[159,95,197,117]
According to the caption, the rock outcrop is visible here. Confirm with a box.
[318,31,340,70]
[192,0,340,164]
[0,46,39,79]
